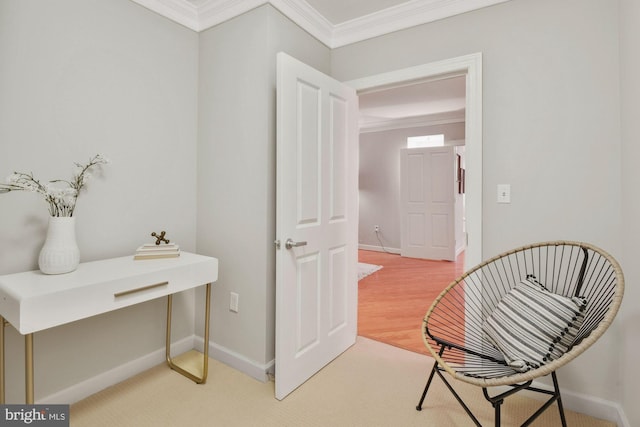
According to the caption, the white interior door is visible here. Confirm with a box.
[275,52,358,400]
[400,146,456,261]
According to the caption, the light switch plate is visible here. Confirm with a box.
[230,292,239,313]
[497,184,511,203]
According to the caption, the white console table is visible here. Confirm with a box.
[0,251,218,404]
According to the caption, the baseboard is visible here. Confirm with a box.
[358,244,401,254]
[506,379,628,426]
[615,403,632,427]
[194,336,273,383]
[558,385,628,427]
[40,336,195,405]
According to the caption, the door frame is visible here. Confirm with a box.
[346,52,483,269]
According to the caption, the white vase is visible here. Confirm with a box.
[38,216,80,275]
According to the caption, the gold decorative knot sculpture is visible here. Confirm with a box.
[151,231,170,245]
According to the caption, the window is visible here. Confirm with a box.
[407,134,445,148]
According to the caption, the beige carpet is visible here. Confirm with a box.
[71,337,615,427]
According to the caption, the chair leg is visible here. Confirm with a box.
[422,365,569,427]
[416,359,439,410]
[552,371,568,427]
[493,399,502,427]
[436,368,483,426]
[416,345,445,411]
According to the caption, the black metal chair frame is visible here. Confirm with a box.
[415,241,624,427]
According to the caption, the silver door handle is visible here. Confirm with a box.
[285,238,307,249]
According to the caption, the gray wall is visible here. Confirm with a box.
[620,0,640,425]
[333,0,622,404]
[0,0,198,402]
[1,1,636,424]
[196,5,331,374]
[359,123,464,251]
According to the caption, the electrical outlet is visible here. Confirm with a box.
[497,184,511,203]
[374,225,380,232]
[230,292,239,313]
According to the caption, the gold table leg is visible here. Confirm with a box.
[0,316,5,404]
[0,319,33,404]
[166,283,211,384]
[25,334,34,404]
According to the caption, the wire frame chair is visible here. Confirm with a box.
[415,241,624,427]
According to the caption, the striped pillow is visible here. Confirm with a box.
[483,276,587,373]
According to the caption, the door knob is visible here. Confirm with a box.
[285,238,307,249]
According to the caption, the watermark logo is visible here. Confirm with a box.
[0,405,68,426]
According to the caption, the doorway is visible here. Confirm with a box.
[358,75,466,259]
[348,54,482,349]
[347,52,482,269]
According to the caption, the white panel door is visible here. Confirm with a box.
[275,52,358,400]
[400,147,456,261]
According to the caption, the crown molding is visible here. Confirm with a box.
[198,0,267,31]
[132,0,200,30]
[130,0,512,47]
[332,0,513,48]
[359,110,465,134]
[269,0,333,46]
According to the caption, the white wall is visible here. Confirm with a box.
[0,0,199,402]
[333,0,623,407]
[196,5,331,376]
[1,2,635,424]
[359,123,464,251]
[619,0,640,426]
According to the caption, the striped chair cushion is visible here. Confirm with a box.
[483,277,587,372]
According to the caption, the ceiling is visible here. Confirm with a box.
[302,0,411,25]
[358,75,466,132]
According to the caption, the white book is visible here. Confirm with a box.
[136,244,180,253]
[133,252,181,260]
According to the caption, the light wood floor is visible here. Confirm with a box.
[357,249,465,355]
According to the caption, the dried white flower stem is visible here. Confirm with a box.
[1,154,109,217]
